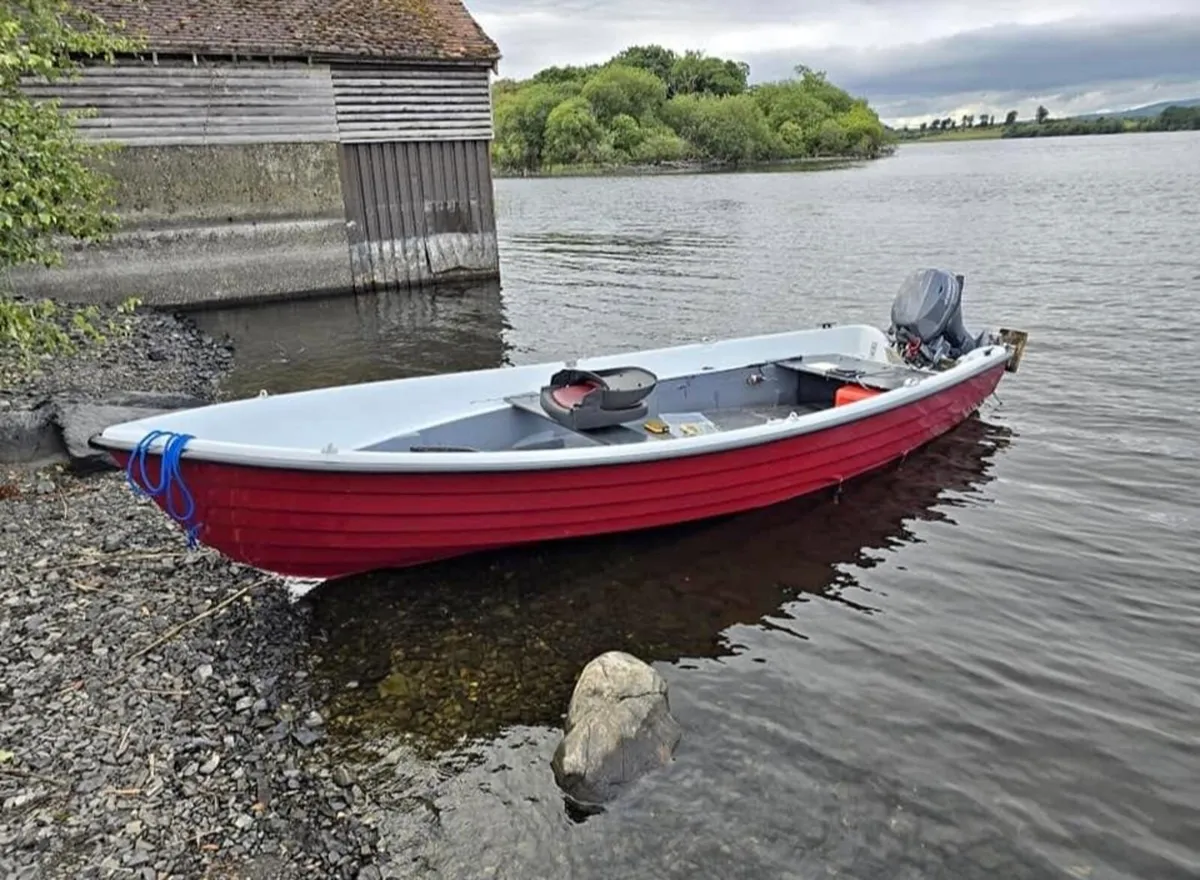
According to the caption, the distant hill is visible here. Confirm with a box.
[1074,97,1200,120]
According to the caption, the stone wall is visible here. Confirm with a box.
[108,142,345,226]
[8,142,354,308]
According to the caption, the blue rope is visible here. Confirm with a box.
[125,430,202,549]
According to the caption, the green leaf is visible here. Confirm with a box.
[1,1,143,273]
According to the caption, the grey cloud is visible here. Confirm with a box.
[875,78,1200,123]
[473,0,1191,28]
[473,0,848,25]
[473,2,1200,121]
[742,15,1200,97]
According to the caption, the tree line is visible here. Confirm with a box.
[491,46,893,173]
[1001,104,1200,138]
[897,103,1200,140]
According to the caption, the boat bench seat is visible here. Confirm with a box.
[773,354,932,391]
[505,392,651,445]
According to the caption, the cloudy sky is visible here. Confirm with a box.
[469,0,1200,125]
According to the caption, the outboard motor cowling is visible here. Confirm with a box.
[889,268,981,365]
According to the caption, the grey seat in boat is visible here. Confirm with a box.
[539,366,658,431]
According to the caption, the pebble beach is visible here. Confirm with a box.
[0,304,397,879]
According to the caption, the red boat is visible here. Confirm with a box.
[92,270,1026,580]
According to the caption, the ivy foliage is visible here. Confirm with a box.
[1,0,142,270]
[1,1,143,363]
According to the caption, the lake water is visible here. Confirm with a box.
[192,131,1200,880]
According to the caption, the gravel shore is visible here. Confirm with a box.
[0,305,395,879]
[0,299,233,411]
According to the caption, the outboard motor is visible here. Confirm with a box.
[889,268,983,367]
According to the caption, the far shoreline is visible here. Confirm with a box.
[496,127,1200,184]
[897,128,1200,149]
[896,107,1199,146]
[493,151,892,180]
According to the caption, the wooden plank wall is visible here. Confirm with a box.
[20,59,339,146]
[338,139,497,289]
[330,65,494,143]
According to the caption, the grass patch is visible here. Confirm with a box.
[905,127,1006,143]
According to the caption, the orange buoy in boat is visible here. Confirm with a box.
[834,384,882,407]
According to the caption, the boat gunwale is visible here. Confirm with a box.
[91,343,1010,473]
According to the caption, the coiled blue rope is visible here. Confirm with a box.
[125,430,203,549]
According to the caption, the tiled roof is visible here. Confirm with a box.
[78,0,500,62]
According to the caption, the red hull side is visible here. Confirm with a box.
[114,364,1006,579]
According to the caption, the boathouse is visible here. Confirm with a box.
[11,0,501,306]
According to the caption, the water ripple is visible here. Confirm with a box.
[475,132,1200,880]
[201,132,1200,880]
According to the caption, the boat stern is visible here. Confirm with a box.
[997,328,1029,373]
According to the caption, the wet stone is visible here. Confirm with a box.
[293,728,323,748]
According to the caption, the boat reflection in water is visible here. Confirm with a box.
[305,415,1014,752]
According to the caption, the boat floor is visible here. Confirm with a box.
[504,395,826,446]
[360,351,936,455]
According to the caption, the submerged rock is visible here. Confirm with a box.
[51,390,210,470]
[0,391,210,470]
[550,650,682,810]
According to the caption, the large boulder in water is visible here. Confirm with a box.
[550,651,682,810]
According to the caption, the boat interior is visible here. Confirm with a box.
[359,352,936,454]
